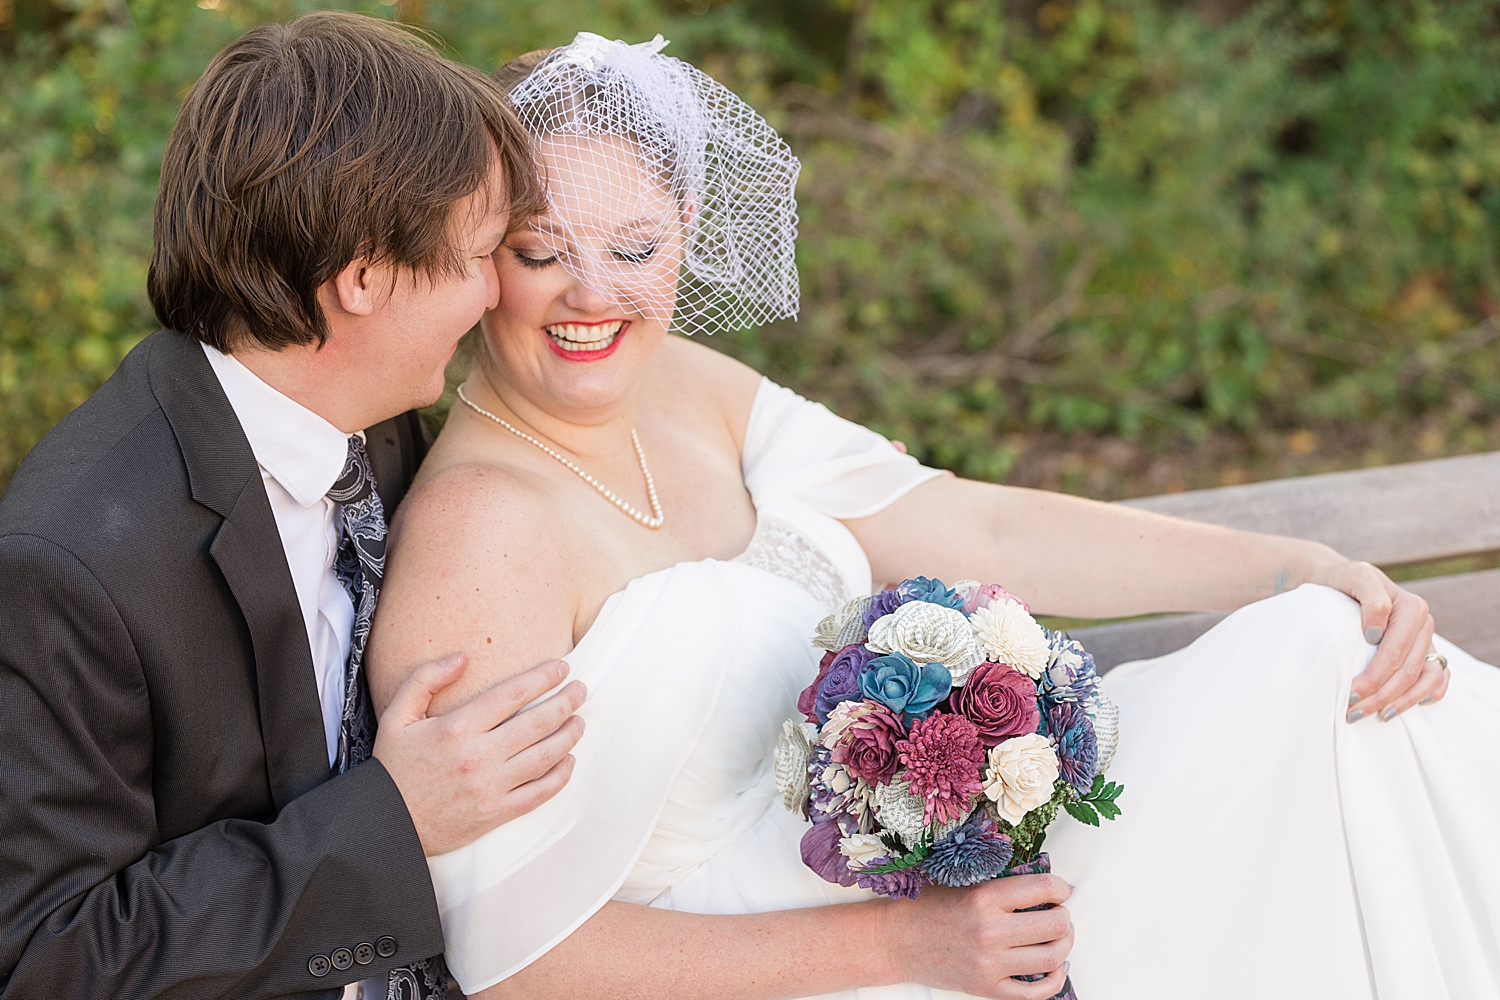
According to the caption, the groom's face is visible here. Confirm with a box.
[324,159,510,422]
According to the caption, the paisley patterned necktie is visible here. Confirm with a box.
[328,436,451,1000]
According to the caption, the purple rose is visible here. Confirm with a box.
[815,644,878,724]
[800,816,859,887]
[952,662,1042,747]
[798,650,838,723]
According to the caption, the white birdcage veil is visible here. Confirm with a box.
[506,32,801,336]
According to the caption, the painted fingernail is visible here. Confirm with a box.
[1380,706,1399,722]
[1419,696,1434,706]
[1346,709,1365,724]
[1347,691,1360,706]
[1364,626,1384,645]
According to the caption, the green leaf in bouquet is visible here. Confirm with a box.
[1063,800,1100,826]
[861,840,932,875]
[1075,775,1125,823]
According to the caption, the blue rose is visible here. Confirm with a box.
[859,652,952,720]
[897,576,965,610]
[861,577,965,628]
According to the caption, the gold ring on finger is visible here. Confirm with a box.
[1425,651,1449,672]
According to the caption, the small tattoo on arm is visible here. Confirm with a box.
[1273,567,1291,595]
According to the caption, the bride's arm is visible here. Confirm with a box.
[484,881,1074,1000]
[844,475,1445,716]
[367,462,585,716]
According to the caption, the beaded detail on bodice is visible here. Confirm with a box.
[732,516,851,614]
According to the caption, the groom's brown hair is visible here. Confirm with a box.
[148,11,542,352]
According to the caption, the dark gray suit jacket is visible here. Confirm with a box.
[0,330,445,999]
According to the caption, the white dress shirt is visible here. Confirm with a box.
[202,344,355,768]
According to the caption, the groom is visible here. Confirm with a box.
[0,13,585,1000]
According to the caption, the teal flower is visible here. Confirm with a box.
[859,652,952,721]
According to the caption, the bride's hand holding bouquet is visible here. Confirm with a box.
[777,577,1123,1000]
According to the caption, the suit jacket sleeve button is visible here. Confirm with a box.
[375,936,398,958]
[331,948,354,971]
[354,942,375,965]
[308,955,331,978]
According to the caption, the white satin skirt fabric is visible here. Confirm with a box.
[653,585,1500,1000]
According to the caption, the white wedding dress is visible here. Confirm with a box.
[428,379,1500,999]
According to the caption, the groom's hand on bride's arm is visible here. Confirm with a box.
[1308,560,1449,722]
[373,654,586,856]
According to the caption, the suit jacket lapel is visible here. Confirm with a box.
[148,331,329,808]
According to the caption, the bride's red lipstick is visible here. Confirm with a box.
[544,320,629,362]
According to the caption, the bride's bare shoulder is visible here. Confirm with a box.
[648,335,763,444]
[369,459,582,715]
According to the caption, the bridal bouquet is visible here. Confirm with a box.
[774,577,1123,903]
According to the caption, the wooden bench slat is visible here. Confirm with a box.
[1119,451,1500,567]
[1073,570,1500,672]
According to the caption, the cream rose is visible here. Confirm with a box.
[866,600,985,681]
[969,600,1050,678]
[838,832,889,870]
[983,733,1061,825]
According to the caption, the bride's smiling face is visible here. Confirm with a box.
[480,133,687,414]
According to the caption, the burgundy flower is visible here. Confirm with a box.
[799,650,838,722]
[896,712,987,826]
[829,702,906,784]
[800,816,859,887]
[952,662,1041,747]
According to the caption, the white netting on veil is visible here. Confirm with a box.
[506,32,801,337]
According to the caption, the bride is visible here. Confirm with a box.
[366,33,1500,1000]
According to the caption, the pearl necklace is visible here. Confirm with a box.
[455,384,665,530]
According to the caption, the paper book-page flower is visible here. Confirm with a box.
[951,661,1042,746]
[969,599,1050,678]
[813,594,873,651]
[983,732,1061,825]
[858,652,952,720]
[773,719,815,811]
[896,712,987,825]
[866,599,986,681]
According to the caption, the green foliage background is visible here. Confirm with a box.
[3,0,1499,493]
